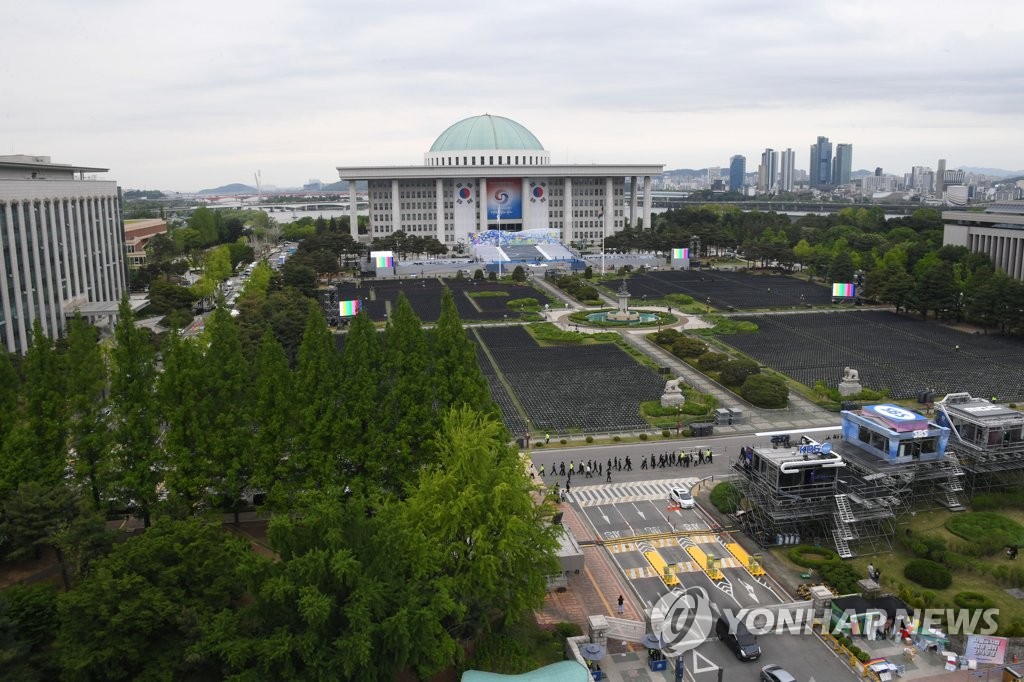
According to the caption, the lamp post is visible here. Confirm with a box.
[496,200,503,279]
[706,297,711,314]
[599,211,606,277]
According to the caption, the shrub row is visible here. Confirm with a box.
[709,482,740,514]
[904,559,952,589]
[788,545,839,568]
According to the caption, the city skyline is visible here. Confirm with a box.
[4,0,1022,191]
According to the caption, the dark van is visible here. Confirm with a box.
[716,614,761,661]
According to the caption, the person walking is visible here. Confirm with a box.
[625,456,632,471]
[569,460,575,475]
[606,468,612,483]
[539,463,545,477]
[585,463,592,478]
[559,461,565,476]
[545,432,550,444]
[617,594,625,615]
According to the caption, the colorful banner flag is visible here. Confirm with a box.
[339,300,361,316]
[832,282,856,297]
[370,250,394,269]
[672,248,690,259]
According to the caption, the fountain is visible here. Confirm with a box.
[585,282,659,325]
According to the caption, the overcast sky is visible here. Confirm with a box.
[4,0,1022,191]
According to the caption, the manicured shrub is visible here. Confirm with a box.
[612,435,621,442]
[946,512,1024,556]
[560,439,567,445]
[905,559,952,589]
[671,336,708,358]
[507,297,539,310]
[709,482,740,514]
[740,374,789,408]
[719,359,761,387]
[662,429,671,438]
[639,433,648,441]
[554,621,583,639]
[474,269,484,280]
[653,328,683,345]
[534,442,544,448]
[818,560,862,594]
[954,591,995,610]
[696,352,729,373]
[511,265,526,282]
[788,545,839,568]
[585,435,594,443]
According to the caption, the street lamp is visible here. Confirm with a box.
[496,200,503,279]
[706,297,711,313]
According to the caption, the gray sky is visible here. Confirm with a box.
[4,0,1022,191]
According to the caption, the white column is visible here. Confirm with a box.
[95,196,112,302]
[80,197,98,300]
[435,178,445,243]
[69,198,88,298]
[521,177,530,230]
[603,177,614,241]
[90,197,108,302]
[390,179,400,235]
[39,200,60,334]
[0,202,16,352]
[348,180,359,239]
[642,175,653,230]
[562,177,572,244]
[104,195,124,299]
[478,178,488,231]
[13,202,33,345]
[55,200,74,300]
[112,195,128,297]
[630,176,638,229]
[26,201,49,336]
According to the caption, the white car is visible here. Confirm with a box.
[670,486,695,509]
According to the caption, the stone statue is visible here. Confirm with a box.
[661,377,686,408]
[839,366,862,397]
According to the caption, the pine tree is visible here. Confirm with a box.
[337,310,383,487]
[157,329,207,515]
[250,330,295,505]
[292,303,341,492]
[432,288,492,414]
[64,315,110,510]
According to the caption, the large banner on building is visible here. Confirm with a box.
[526,179,549,229]
[487,178,522,221]
[453,180,476,241]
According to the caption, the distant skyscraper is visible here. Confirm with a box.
[936,158,947,195]
[758,148,778,193]
[779,149,795,192]
[809,136,833,188]
[729,155,746,192]
[833,144,853,186]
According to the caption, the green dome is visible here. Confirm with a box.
[430,115,544,152]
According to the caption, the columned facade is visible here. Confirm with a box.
[944,205,1024,282]
[337,114,662,248]
[0,157,125,353]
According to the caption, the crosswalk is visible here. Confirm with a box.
[608,534,721,551]
[565,479,699,507]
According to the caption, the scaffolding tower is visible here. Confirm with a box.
[935,393,1024,496]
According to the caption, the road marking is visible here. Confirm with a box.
[690,650,720,673]
[632,502,646,520]
[741,579,760,603]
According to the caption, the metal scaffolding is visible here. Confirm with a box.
[936,393,1024,496]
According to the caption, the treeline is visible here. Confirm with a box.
[609,205,1024,334]
[0,291,559,680]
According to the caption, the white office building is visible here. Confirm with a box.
[336,114,663,248]
[0,155,126,353]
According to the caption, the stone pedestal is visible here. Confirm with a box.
[661,392,685,408]
[838,380,862,396]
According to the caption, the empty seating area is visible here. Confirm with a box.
[334,278,553,323]
[474,327,663,433]
[604,270,834,309]
[721,310,1024,401]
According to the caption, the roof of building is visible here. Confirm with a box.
[0,154,108,173]
[430,114,545,152]
[462,661,591,682]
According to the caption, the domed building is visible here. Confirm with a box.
[336,114,662,248]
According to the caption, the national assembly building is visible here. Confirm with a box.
[336,114,663,250]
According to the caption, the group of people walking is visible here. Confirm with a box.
[640,448,712,470]
[538,456,634,485]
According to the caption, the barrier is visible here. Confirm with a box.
[722,537,765,577]
[686,545,723,580]
[641,545,680,587]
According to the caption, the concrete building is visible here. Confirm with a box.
[832,143,853,186]
[0,155,127,354]
[757,148,777,194]
[936,158,947,196]
[778,149,795,192]
[336,114,663,248]
[943,202,1024,279]
[123,218,168,269]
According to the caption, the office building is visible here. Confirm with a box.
[809,136,833,188]
[729,155,746,193]
[936,159,947,196]
[335,114,663,246]
[778,149,795,192]
[0,155,127,354]
[833,144,853,186]
[944,202,1024,279]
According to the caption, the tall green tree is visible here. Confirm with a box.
[250,330,295,503]
[157,329,208,515]
[380,294,435,490]
[290,304,341,493]
[56,519,247,682]
[107,297,161,526]
[0,320,67,494]
[0,584,60,680]
[64,316,110,509]
[432,288,492,415]
[337,311,383,488]
[401,407,560,637]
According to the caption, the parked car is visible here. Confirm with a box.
[716,615,761,661]
[669,486,695,509]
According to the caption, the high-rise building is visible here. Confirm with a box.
[778,149,795,192]
[833,144,853,186]
[757,148,778,193]
[0,155,127,354]
[936,159,947,196]
[809,136,833,188]
[729,155,746,192]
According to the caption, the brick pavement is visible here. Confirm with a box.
[536,500,646,655]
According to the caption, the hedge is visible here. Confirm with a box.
[788,545,839,568]
[904,559,952,589]
[709,482,740,514]
[954,592,995,610]
[818,560,862,594]
[946,512,1024,556]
